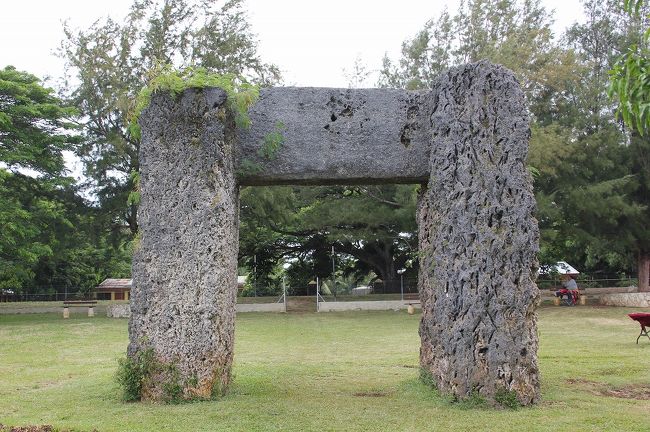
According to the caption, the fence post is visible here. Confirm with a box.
[283,276,287,313]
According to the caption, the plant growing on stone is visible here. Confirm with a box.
[258,121,286,160]
[419,367,436,389]
[59,0,280,239]
[494,388,521,409]
[115,347,156,402]
[116,347,193,403]
[129,65,260,140]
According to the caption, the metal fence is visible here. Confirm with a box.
[317,277,419,302]
[536,276,637,290]
[0,291,95,303]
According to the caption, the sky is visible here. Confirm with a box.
[0,0,586,88]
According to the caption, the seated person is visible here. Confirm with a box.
[555,274,579,305]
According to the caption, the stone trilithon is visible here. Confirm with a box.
[130,61,540,404]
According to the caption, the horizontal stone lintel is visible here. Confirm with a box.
[236,87,431,186]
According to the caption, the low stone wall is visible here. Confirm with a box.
[318,300,421,312]
[540,286,637,297]
[106,302,286,317]
[0,304,110,315]
[236,303,286,313]
[599,292,650,308]
[107,303,131,318]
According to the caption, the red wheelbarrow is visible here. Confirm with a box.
[628,313,650,344]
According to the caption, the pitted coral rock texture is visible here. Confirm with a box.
[417,62,540,405]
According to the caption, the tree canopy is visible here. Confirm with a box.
[3,0,649,296]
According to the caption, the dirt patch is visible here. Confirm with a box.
[0,426,55,432]
[0,425,97,432]
[566,378,650,400]
[353,391,390,397]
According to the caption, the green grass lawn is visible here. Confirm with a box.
[0,307,649,432]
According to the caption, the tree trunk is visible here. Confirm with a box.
[639,252,650,292]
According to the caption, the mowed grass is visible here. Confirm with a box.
[0,307,649,432]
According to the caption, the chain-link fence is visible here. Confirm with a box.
[0,291,96,303]
[317,277,419,302]
[536,275,637,290]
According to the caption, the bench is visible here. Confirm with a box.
[63,300,98,318]
[403,293,420,314]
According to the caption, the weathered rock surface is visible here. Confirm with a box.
[417,62,540,405]
[599,292,650,307]
[131,61,540,404]
[107,303,131,318]
[237,87,430,185]
[130,88,239,400]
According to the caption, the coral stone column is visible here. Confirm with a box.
[129,88,239,400]
[417,62,541,405]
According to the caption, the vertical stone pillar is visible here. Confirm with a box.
[130,88,239,401]
[417,62,540,405]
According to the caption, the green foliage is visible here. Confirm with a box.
[0,67,129,295]
[0,170,54,289]
[116,347,186,403]
[129,66,260,140]
[210,369,226,399]
[60,0,280,237]
[258,121,286,160]
[239,184,418,288]
[373,0,649,280]
[494,388,521,409]
[0,66,78,177]
[116,347,156,402]
[455,388,488,409]
[419,367,437,388]
[126,171,141,206]
[607,0,650,135]
[609,45,650,135]
[378,0,559,112]
[161,363,184,404]
[236,159,263,177]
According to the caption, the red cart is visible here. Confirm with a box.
[628,313,650,344]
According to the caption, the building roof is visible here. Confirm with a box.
[540,261,580,275]
[96,278,132,292]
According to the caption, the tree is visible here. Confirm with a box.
[0,66,77,177]
[238,185,419,293]
[609,0,650,134]
[0,66,131,295]
[377,0,650,288]
[609,0,650,290]
[0,66,74,291]
[59,0,280,241]
[378,0,562,116]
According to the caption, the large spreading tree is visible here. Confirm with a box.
[0,66,129,294]
[59,0,280,242]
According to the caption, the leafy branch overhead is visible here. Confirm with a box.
[609,0,650,134]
